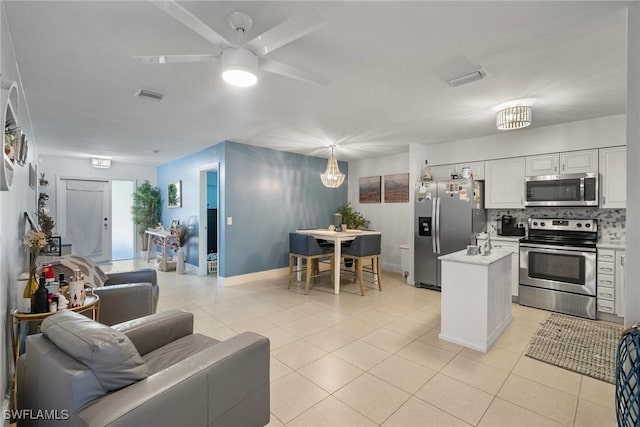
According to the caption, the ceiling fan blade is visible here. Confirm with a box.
[261,59,328,86]
[245,7,326,56]
[150,1,230,46]
[134,54,220,64]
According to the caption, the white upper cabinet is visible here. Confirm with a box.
[526,154,559,176]
[455,161,485,180]
[485,157,526,209]
[599,146,626,208]
[559,149,598,174]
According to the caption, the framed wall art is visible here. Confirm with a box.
[359,176,381,203]
[384,173,409,203]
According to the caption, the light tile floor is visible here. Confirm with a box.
[104,260,617,426]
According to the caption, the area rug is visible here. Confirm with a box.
[525,313,622,384]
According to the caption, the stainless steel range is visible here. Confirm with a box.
[519,218,598,319]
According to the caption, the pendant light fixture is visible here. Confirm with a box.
[320,145,345,188]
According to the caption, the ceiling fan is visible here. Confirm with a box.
[135,1,328,87]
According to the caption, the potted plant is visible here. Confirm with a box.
[336,203,370,230]
[131,181,161,258]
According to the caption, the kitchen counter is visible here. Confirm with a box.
[439,249,511,266]
[439,249,512,353]
[597,241,626,250]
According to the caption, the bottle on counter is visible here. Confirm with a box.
[33,276,50,313]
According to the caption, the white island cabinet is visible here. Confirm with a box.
[438,249,512,353]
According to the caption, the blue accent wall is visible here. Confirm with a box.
[158,142,225,271]
[158,141,347,278]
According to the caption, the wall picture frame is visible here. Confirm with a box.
[359,176,381,203]
[384,173,409,203]
[168,180,182,208]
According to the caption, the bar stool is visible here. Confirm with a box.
[288,233,334,294]
[342,234,382,296]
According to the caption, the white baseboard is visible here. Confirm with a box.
[219,267,289,286]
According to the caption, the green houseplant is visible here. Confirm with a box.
[336,203,370,230]
[131,181,161,252]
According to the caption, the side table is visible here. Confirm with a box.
[10,293,100,412]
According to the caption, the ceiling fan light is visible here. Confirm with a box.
[222,48,258,87]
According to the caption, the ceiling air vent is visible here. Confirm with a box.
[135,89,164,101]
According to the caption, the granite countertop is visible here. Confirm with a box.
[439,249,511,266]
[597,240,626,250]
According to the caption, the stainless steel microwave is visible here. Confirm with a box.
[525,173,598,207]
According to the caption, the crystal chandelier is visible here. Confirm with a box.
[496,105,532,130]
[320,145,345,188]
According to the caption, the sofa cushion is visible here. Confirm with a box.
[41,310,149,391]
[50,255,109,288]
[143,333,219,374]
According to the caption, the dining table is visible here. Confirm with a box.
[295,229,382,294]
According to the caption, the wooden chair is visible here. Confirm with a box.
[288,233,334,294]
[342,234,382,296]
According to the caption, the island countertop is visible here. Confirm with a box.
[439,249,511,266]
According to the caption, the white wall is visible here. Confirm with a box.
[347,152,411,273]
[1,1,38,408]
[38,155,156,251]
[625,4,639,327]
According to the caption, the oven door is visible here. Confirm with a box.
[519,243,596,296]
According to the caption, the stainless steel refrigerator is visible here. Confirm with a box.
[414,179,486,290]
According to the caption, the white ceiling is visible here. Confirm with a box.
[3,1,631,165]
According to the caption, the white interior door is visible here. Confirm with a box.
[57,178,111,263]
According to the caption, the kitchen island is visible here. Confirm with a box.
[438,249,512,352]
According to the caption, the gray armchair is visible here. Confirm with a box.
[50,256,159,325]
[17,309,270,427]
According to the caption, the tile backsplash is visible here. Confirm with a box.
[487,208,626,242]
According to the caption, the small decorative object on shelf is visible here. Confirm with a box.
[69,269,86,308]
[23,230,48,302]
[33,276,49,314]
[38,172,48,187]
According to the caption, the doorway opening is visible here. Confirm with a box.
[199,165,219,276]
[111,180,135,260]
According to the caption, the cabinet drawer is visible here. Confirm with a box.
[597,274,615,289]
[597,299,615,314]
[597,262,615,275]
[491,241,518,253]
[597,287,615,301]
[598,249,615,262]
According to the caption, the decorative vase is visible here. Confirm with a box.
[17,273,33,313]
[23,267,38,299]
[140,250,149,260]
[176,247,185,274]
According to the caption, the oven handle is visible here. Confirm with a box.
[520,243,597,253]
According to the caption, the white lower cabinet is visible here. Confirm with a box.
[596,248,625,318]
[476,236,519,298]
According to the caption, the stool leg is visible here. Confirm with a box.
[375,256,382,291]
[352,259,358,283]
[330,255,335,286]
[305,257,312,295]
[357,259,365,296]
[288,254,294,289]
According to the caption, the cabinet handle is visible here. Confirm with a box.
[601,292,613,298]
[601,254,613,259]
[600,267,613,273]
[601,280,613,285]
[603,195,606,205]
[621,256,625,266]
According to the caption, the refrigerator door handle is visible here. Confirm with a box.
[432,197,437,254]
[435,197,441,254]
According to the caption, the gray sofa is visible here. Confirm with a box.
[17,309,270,427]
[50,256,159,325]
